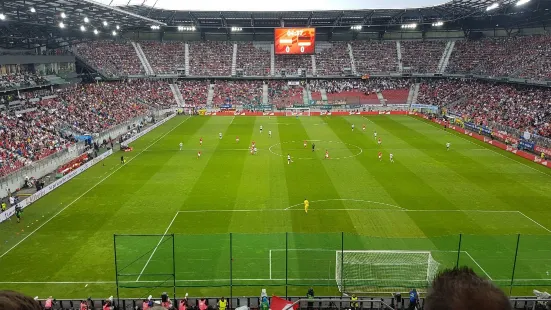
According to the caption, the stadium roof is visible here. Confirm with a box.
[94,0,451,11]
[0,0,549,49]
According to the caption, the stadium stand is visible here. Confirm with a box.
[177,80,210,107]
[268,80,304,107]
[275,55,312,76]
[400,40,446,73]
[418,79,551,137]
[189,41,233,76]
[73,41,145,77]
[310,79,411,104]
[212,80,263,106]
[315,42,352,76]
[0,72,48,91]
[140,41,185,74]
[350,41,398,74]
[446,37,528,76]
[236,42,271,76]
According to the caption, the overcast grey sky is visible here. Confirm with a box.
[97,0,449,11]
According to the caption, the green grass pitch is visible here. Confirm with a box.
[0,115,550,299]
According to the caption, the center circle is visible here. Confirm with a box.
[268,140,363,160]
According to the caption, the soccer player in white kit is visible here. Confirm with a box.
[446,142,450,151]
[236,136,239,143]
[253,146,257,154]
[219,132,222,139]
[269,130,272,138]
[179,142,183,151]
[325,150,329,159]
[260,125,263,134]
[374,131,377,139]
[287,154,291,164]
[352,124,355,131]
[390,153,394,163]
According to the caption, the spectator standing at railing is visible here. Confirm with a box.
[199,298,207,310]
[218,297,227,310]
[44,296,54,310]
[408,288,419,310]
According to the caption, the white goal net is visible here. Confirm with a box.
[335,250,440,293]
[285,107,311,116]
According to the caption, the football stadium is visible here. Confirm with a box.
[0,0,551,309]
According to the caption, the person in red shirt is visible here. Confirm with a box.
[199,298,207,310]
[143,299,151,310]
[378,151,382,161]
[199,137,203,146]
[44,297,54,310]
[80,300,88,310]
[197,151,201,159]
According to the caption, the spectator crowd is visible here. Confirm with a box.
[418,79,551,138]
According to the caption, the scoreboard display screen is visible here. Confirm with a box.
[274,28,316,55]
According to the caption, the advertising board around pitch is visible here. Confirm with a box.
[274,28,316,55]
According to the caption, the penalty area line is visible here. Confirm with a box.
[0,116,191,260]
[517,211,551,233]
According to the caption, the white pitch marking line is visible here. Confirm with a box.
[269,250,272,280]
[0,116,191,260]
[464,251,493,281]
[285,198,405,211]
[517,211,551,233]
[176,208,519,213]
[136,211,180,282]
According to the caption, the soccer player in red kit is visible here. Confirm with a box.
[362,124,366,131]
[304,140,307,148]
[199,137,203,146]
[378,151,382,161]
[325,150,329,159]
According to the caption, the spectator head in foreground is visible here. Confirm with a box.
[0,290,42,310]
[425,267,512,310]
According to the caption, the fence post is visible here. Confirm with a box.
[113,235,120,306]
[230,233,233,307]
[456,234,462,269]
[285,232,288,299]
[509,234,521,295]
[341,232,344,297]
[172,234,176,301]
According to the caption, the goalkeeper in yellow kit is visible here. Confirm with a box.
[304,198,309,213]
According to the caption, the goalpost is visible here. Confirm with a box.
[335,250,440,293]
[285,107,311,116]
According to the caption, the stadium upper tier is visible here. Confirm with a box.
[72,35,551,81]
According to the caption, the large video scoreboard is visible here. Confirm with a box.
[274,28,316,55]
